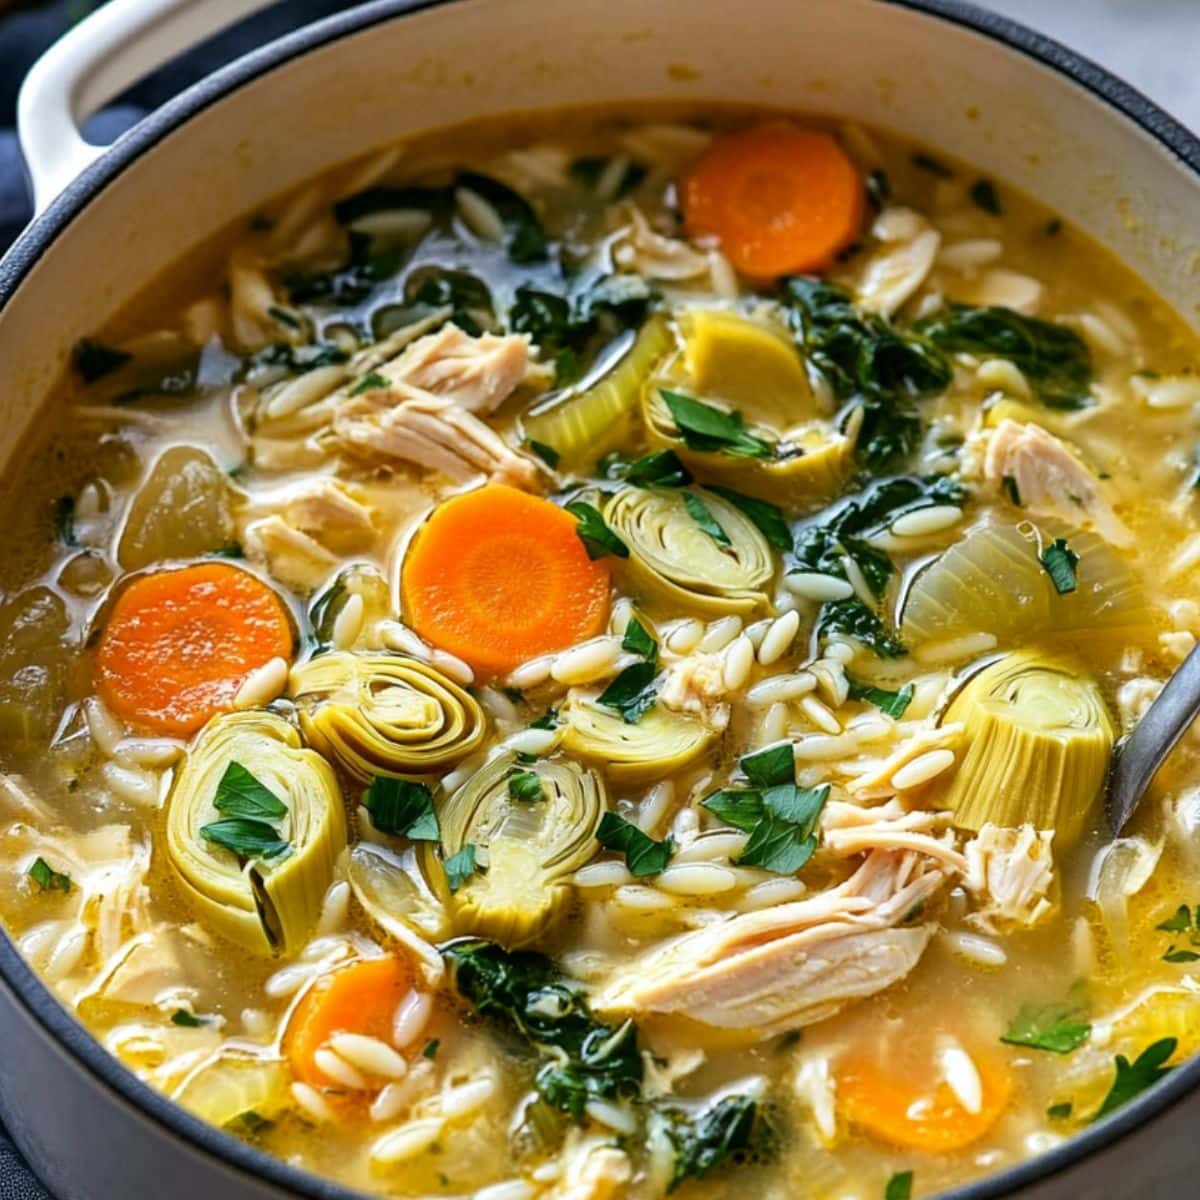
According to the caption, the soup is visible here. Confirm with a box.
[1,107,1198,1200]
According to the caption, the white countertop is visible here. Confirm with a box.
[979,0,1200,132]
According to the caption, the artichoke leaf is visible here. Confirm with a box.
[561,697,716,783]
[604,486,774,617]
[900,520,1150,645]
[433,751,605,946]
[290,652,487,782]
[934,650,1114,846]
[522,314,673,468]
[165,712,346,956]
[346,842,448,984]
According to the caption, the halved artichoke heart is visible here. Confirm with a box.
[431,751,605,947]
[900,520,1150,645]
[604,485,773,616]
[935,650,1114,846]
[561,696,715,783]
[641,309,855,505]
[165,712,346,956]
[290,652,487,782]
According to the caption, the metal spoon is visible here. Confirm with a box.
[1107,641,1200,834]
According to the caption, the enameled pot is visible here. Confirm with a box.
[2,1,1199,1196]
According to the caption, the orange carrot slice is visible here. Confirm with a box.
[401,484,611,677]
[95,562,294,737]
[682,125,865,277]
[838,1046,1013,1152]
[284,956,413,1090]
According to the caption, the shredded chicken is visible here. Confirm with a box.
[984,419,1132,547]
[822,798,966,872]
[332,392,539,489]
[595,851,949,1038]
[847,723,963,800]
[549,1132,633,1200]
[854,211,940,316]
[658,652,730,729]
[793,1052,838,1147]
[612,206,709,281]
[963,823,1056,933]
[243,515,338,593]
[376,325,538,414]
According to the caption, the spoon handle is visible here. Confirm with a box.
[1108,641,1200,834]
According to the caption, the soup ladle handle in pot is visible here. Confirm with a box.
[17,0,276,215]
[1107,640,1200,834]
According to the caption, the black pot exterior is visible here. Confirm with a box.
[2,2,1200,1199]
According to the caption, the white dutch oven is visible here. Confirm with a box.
[1,1,1199,1196]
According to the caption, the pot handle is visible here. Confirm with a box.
[18,0,277,214]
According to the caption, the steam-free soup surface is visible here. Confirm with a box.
[1,107,1199,1200]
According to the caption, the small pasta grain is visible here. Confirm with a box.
[505,655,554,689]
[585,1099,638,1134]
[890,505,963,538]
[722,635,755,691]
[505,727,559,756]
[330,1033,409,1080]
[331,592,365,649]
[439,1074,496,1120]
[291,1081,336,1124]
[392,991,434,1048]
[656,863,738,895]
[783,573,854,602]
[757,611,800,666]
[84,697,124,757]
[941,930,1008,967]
[800,696,841,735]
[760,700,790,745]
[455,187,505,240]
[314,1047,369,1091]
[101,762,160,808]
[611,885,677,913]
[574,861,634,888]
[939,1042,983,1115]
[371,1117,444,1166]
[890,748,955,790]
[698,615,743,654]
[551,637,622,685]
[746,672,816,707]
[430,649,474,686]
[233,656,289,710]
[665,618,705,655]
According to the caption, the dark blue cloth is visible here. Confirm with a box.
[0,4,355,1193]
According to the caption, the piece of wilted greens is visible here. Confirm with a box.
[709,487,793,553]
[596,661,659,723]
[660,390,773,459]
[199,762,291,860]
[565,500,629,561]
[1093,1038,1176,1121]
[621,617,658,664]
[444,939,643,1117]
[363,776,439,840]
[816,599,908,659]
[653,1095,770,1192]
[781,277,952,470]
[915,303,1092,410]
[1040,537,1079,594]
[846,676,914,719]
[682,492,732,548]
[28,857,71,894]
[443,844,479,892]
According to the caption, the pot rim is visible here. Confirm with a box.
[1,2,1198,1198]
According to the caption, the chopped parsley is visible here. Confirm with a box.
[596,812,674,878]
[507,769,545,804]
[618,449,692,488]
[199,762,290,860]
[885,1171,914,1200]
[846,676,914,719]
[659,389,772,459]
[170,1010,209,1028]
[912,152,954,178]
[621,617,658,664]
[681,491,732,548]
[565,500,629,560]
[528,439,560,468]
[443,844,479,893]
[596,661,659,723]
[349,371,388,396]
[364,776,439,841]
[1047,1101,1073,1119]
[1001,1003,1091,1054]
[1040,537,1079,594]
[1094,1038,1176,1121]
[28,857,71,893]
[968,178,1002,215]
[421,1038,440,1059]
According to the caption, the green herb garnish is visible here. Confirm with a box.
[364,776,439,840]
[682,491,732,548]
[596,811,674,877]
[885,1171,914,1200]
[508,769,545,804]
[847,676,914,719]
[1040,537,1079,594]
[28,857,71,893]
[1094,1038,1176,1121]
[1001,1004,1091,1054]
[659,389,772,459]
[709,486,793,552]
[566,500,629,560]
[443,844,479,892]
[622,617,658,664]
[597,661,659,723]
[529,439,560,468]
[349,371,388,396]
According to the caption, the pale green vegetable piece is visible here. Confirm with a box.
[604,485,774,616]
[118,445,234,569]
[433,751,605,946]
[172,1052,290,1129]
[562,698,715,783]
[165,711,346,956]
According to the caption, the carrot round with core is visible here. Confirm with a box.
[285,956,414,1090]
[682,125,865,278]
[401,484,612,677]
[837,1047,1013,1152]
[95,562,294,737]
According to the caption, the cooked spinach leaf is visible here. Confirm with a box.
[614,449,692,489]
[709,486,793,553]
[621,617,658,664]
[444,939,643,1117]
[199,819,290,860]
[364,776,440,841]
[816,598,908,659]
[846,676,914,719]
[1001,1004,1091,1054]
[915,303,1092,409]
[528,440,560,468]
[456,172,547,263]
[781,277,952,469]
[170,1009,208,1028]
[655,1095,769,1192]
[596,811,675,878]
[403,267,495,335]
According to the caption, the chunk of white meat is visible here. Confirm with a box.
[333,392,540,490]
[963,823,1056,933]
[594,851,946,1039]
[855,217,941,316]
[658,652,730,729]
[376,325,539,414]
[549,1132,633,1200]
[822,798,966,872]
[984,418,1132,547]
[241,478,378,592]
[612,206,709,281]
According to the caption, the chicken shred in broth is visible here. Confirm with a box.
[3,107,1200,1200]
